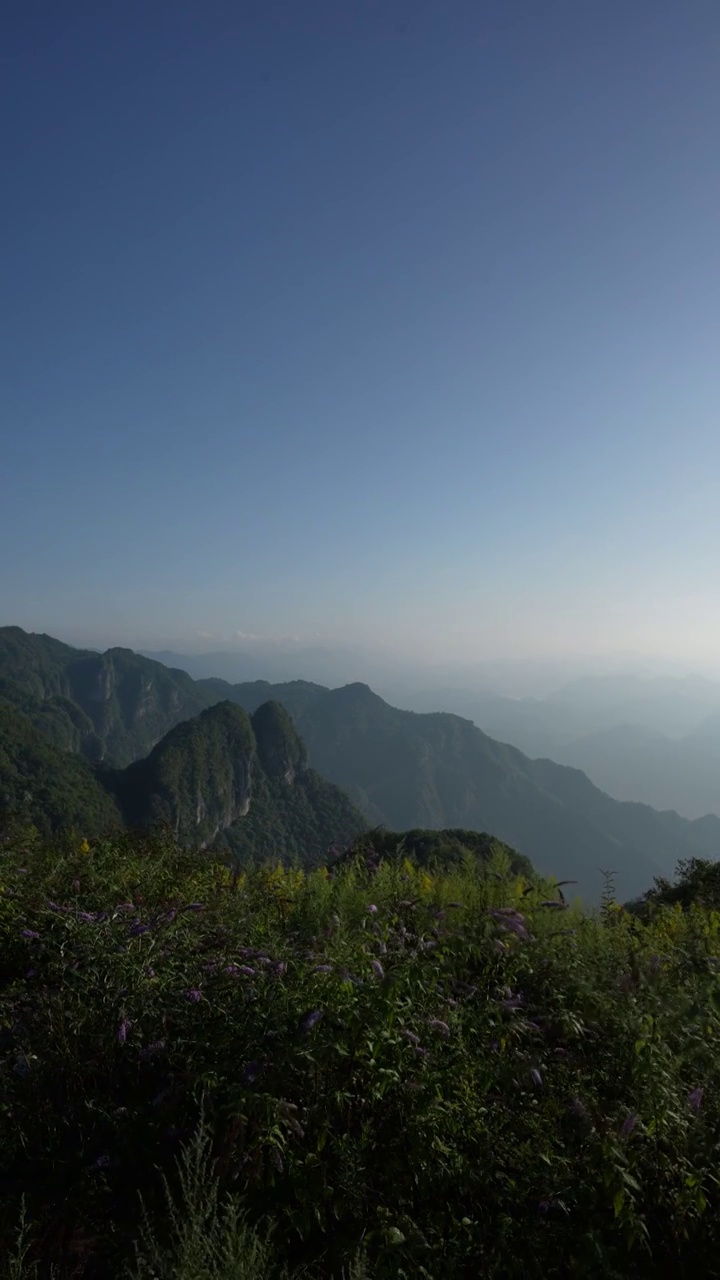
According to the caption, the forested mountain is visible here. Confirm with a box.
[394,677,720,820]
[0,690,366,864]
[217,680,720,901]
[3,627,720,901]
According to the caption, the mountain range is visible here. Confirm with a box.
[391,676,720,820]
[2,626,720,901]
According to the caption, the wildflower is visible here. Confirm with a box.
[129,923,151,937]
[78,911,98,923]
[184,988,203,1002]
[401,1029,420,1044]
[232,965,256,977]
[530,1068,543,1088]
[315,964,333,973]
[501,917,530,940]
[502,992,524,1011]
[92,1154,110,1169]
[274,961,287,977]
[243,1060,263,1084]
[620,1111,638,1137]
[688,1086,704,1111]
[298,1009,324,1034]
[428,1018,450,1037]
[117,1018,132,1045]
[79,839,90,854]
[184,902,204,911]
[21,929,40,940]
[15,868,28,875]
[366,904,378,915]
[569,1098,588,1119]
[371,959,385,979]
[140,1041,165,1060]
[538,1200,551,1214]
[146,966,156,979]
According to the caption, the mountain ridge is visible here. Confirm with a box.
[3,626,720,900]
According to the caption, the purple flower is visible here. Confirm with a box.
[620,1111,638,1137]
[92,1153,110,1170]
[428,1018,450,1037]
[315,964,333,973]
[274,961,287,977]
[569,1098,588,1119]
[117,1018,132,1045]
[298,1009,324,1034]
[15,868,28,875]
[21,929,40,940]
[243,1060,263,1084]
[78,911,98,924]
[184,988,203,1003]
[502,993,524,1011]
[129,923,151,937]
[366,904,378,915]
[146,966,156,979]
[371,959,385,979]
[538,1199,551,1215]
[530,1068,543,1088]
[25,967,36,978]
[501,917,530,940]
[46,901,64,912]
[688,1086,704,1112]
[401,1029,420,1044]
[184,903,204,911]
[140,1040,165,1060]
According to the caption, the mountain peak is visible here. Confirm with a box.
[251,700,307,782]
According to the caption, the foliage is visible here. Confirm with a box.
[0,699,366,864]
[2,828,720,1277]
[633,857,720,916]
[0,706,121,836]
[5,626,720,903]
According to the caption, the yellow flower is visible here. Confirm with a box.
[79,838,91,854]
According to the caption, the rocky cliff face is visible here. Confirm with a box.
[117,701,256,847]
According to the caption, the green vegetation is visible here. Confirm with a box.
[0,698,366,865]
[5,626,720,902]
[3,827,720,1277]
[0,706,121,836]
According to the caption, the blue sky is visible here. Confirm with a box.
[3,0,720,663]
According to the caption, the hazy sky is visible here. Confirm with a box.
[3,1,720,664]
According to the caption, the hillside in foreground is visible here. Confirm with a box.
[2,827,720,1278]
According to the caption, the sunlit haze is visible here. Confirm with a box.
[3,1,720,675]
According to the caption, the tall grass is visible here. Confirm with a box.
[2,825,720,1277]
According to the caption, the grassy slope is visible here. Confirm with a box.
[2,828,720,1278]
